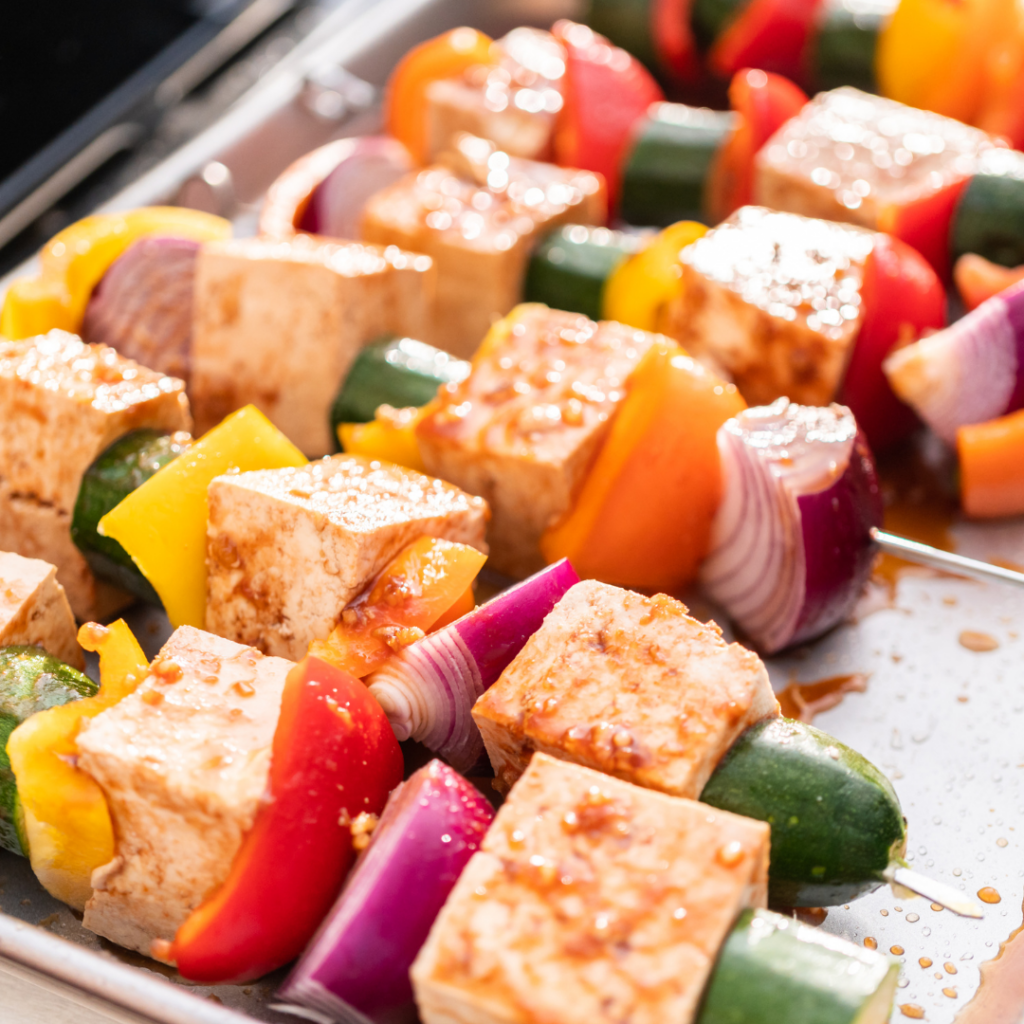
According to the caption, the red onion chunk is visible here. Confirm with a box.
[367,559,580,771]
[300,136,412,238]
[81,236,199,383]
[883,278,1024,443]
[701,400,882,654]
[279,761,494,1020]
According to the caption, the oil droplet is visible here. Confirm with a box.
[891,945,906,955]
[920,957,933,968]
[931,903,944,912]
[944,962,957,975]
[864,936,878,949]
[997,838,1009,847]
[942,988,958,999]
[880,908,890,916]
[907,912,920,922]
[899,1004,925,1019]
[978,887,1002,904]
[776,673,869,723]
[959,630,1000,652]
[716,840,745,867]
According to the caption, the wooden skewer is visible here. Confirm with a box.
[871,528,1024,590]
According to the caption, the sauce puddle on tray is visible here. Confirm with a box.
[955,892,1024,1024]
[776,673,869,723]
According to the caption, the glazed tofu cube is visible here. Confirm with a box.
[205,453,489,660]
[664,206,876,406]
[416,304,656,577]
[412,753,770,1024]
[77,626,293,955]
[473,580,778,796]
[0,332,191,620]
[0,551,83,669]
[191,235,435,455]
[361,134,605,357]
[755,87,997,230]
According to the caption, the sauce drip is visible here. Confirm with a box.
[864,936,878,949]
[978,887,1002,904]
[959,632,1000,653]
[955,892,1024,1023]
[776,673,869,723]
[900,1004,925,1019]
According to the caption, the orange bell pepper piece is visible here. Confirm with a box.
[541,340,745,591]
[385,27,496,164]
[958,409,1024,518]
[954,253,1024,310]
[338,404,429,472]
[309,536,487,677]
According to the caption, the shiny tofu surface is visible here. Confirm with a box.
[191,235,434,455]
[417,304,656,577]
[206,453,489,659]
[77,626,293,958]
[412,753,770,1024]
[0,551,82,668]
[473,580,778,796]
[755,87,996,229]
[361,134,605,357]
[666,206,875,406]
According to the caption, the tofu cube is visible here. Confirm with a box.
[361,134,606,357]
[665,206,876,406]
[412,752,770,1024]
[205,453,489,660]
[473,580,779,796]
[191,235,435,455]
[0,551,83,669]
[755,87,998,230]
[0,332,192,620]
[417,304,657,578]
[77,626,293,956]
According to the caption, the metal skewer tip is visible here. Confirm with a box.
[871,528,1024,591]
[885,865,985,919]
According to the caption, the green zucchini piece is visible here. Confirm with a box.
[691,0,750,50]
[523,226,647,320]
[951,152,1024,269]
[812,0,896,93]
[700,717,906,907]
[698,908,899,1024]
[71,429,190,605]
[586,0,659,75]
[620,105,736,228]
[330,337,471,447]
[0,646,98,856]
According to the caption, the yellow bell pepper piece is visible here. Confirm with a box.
[0,207,231,340]
[98,405,306,629]
[601,221,707,333]
[7,620,147,910]
[338,404,429,472]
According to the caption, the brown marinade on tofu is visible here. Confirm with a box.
[473,580,779,796]
[417,304,657,578]
[412,753,770,1024]
[205,453,489,660]
[665,205,876,406]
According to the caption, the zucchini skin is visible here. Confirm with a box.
[698,908,898,1024]
[700,717,906,907]
[71,429,189,605]
[0,646,98,856]
[811,0,890,93]
[586,0,659,76]
[951,173,1024,269]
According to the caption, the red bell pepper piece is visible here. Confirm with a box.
[705,68,808,222]
[553,19,664,209]
[707,0,822,83]
[652,0,702,84]
[840,235,946,452]
[165,656,403,984]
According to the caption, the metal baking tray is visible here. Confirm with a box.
[2,1,1024,1021]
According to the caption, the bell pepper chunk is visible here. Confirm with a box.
[707,0,822,83]
[98,406,306,630]
[541,340,746,591]
[6,620,147,910]
[602,220,707,332]
[165,655,403,984]
[653,0,702,84]
[958,409,1024,518]
[309,536,486,677]
[954,253,1024,311]
[338,404,429,472]
[0,208,231,340]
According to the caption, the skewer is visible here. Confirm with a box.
[872,528,1024,590]
[884,865,984,919]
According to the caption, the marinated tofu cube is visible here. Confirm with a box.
[0,551,83,669]
[77,626,293,956]
[473,580,778,796]
[361,134,605,357]
[205,453,488,660]
[416,304,656,578]
[424,28,566,162]
[0,332,191,620]
[665,206,876,406]
[412,752,770,1024]
[755,87,997,230]
[191,235,435,455]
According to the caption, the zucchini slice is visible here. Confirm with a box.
[951,157,1024,269]
[620,105,736,228]
[811,0,895,93]
[71,429,190,605]
[523,226,648,320]
[330,337,471,446]
[0,646,97,856]
[700,717,907,907]
[586,0,659,75]
[698,908,899,1024]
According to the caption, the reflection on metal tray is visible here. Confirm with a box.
[2,1,1024,1023]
